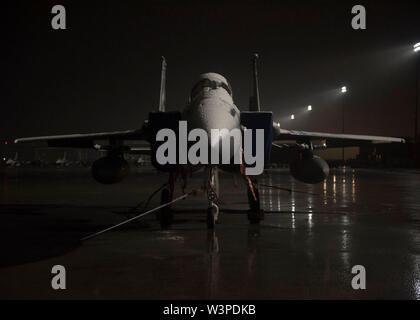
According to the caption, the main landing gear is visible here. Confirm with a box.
[245,177,264,224]
[155,166,263,230]
[157,172,175,229]
[205,166,263,229]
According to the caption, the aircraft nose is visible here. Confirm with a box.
[187,98,240,135]
[184,98,241,161]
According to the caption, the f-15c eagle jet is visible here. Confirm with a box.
[15,54,404,230]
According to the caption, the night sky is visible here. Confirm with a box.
[2,0,420,141]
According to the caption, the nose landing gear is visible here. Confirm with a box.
[206,167,220,229]
[206,203,219,229]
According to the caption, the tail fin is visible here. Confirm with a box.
[158,56,167,112]
[249,53,261,112]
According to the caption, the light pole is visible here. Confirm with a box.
[341,86,347,165]
[414,43,420,143]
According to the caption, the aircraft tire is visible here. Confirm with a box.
[248,209,263,224]
[159,188,173,229]
[206,207,216,229]
[247,187,263,224]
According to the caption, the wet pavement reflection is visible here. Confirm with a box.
[0,167,419,299]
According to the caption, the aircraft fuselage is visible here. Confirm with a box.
[182,73,242,164]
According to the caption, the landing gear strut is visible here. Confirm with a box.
[246,178,264,224]
[206,167,220,229]
[157,173,175,228]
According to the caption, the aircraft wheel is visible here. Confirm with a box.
[206,207,216,229]
[247,186,260,211]
[247,186,263,224]
[158,188,173,229]
[248,209,263,224]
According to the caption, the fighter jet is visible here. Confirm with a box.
[15,54,404,230]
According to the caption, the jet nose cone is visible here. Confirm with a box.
[183,97,241,164]
[185,98,240,134]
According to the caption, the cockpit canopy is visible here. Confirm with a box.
[190,73,233,101]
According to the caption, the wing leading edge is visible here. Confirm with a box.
[273,126,405,148]
[14,128,147,149]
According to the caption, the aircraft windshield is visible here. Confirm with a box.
[190,79,233,100]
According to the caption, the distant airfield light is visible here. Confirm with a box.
[4,141,7,145]
[341,86,347,93]
[307,105,312,111]
[291,114,295,120]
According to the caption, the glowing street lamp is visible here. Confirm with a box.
[307,105,312,111]
[414,42,420,142]
[340,86,348,165]
[291,114,295,120]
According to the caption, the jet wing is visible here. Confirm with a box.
[14,128,148,149]
[273,126,405,147]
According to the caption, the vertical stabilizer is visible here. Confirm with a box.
[249,53,261,111]
[158,56,167,112]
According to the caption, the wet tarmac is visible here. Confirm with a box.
[0,166,419,299]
